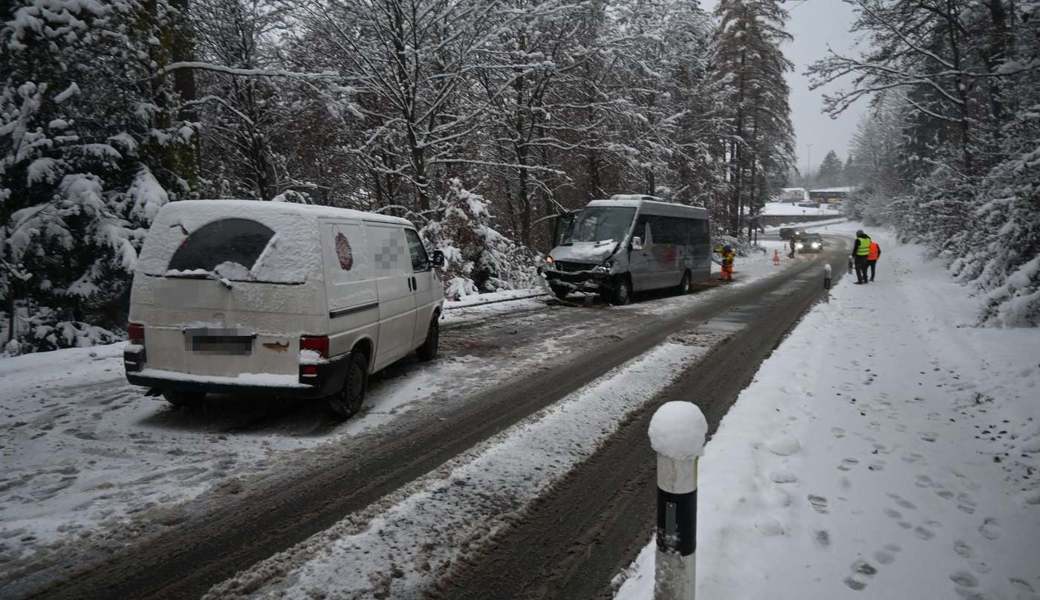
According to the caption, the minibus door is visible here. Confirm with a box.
[629,215,657,291]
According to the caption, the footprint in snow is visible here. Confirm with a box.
[887,493,918,510]
[814,530,830,548]
[770,470,798,484]
[808,495,829,514]
[950,570,978,588]
[913,525,935,541]
[954,539,975,559]
[831,427,846,439]
[915,474,934,488]
[920,432,939,442]
[979,518,1002,540]
[883,508,902,520]
[838,458,859,472]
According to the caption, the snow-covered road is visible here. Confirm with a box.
[1,242,822,597]
[615,223,1040,600]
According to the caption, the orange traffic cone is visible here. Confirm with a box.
[773,249,780,266]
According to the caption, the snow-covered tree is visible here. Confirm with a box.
[421,178,537,299]
[1,0,195,352]
[816,150,843,187]
[812,0,1040,326]
[714,0,795,236]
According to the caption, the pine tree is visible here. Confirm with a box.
[816,150,843,187]
[1,0,194,352]
[714,0,795,236]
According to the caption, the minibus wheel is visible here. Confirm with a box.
[417,317,440,362]
[328,353,368,419]
[609,277,632,305]
[677,270,692,295]
[163,390,205,409]
[550,284,569,300]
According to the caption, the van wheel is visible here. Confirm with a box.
[550,284,569,300]
[163,391,205,409]
[417,318,440,362]
[677,270,692,295]
[609,277,632,306]
[327,353,368,420]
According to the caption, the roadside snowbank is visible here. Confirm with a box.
[614,226,1040,599]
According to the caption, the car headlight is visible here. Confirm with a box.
[811,242,821,249]
[795,242,804,250]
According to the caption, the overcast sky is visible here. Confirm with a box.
[702,0,866,175]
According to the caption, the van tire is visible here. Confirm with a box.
[417,317,440,362]
[327,352,368,420]
[550,284,569,300]
[609,277,632,306]
[677,270,692,295]
[163,390,205,409]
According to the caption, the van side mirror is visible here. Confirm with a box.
[431,250,445,269]
[631,236,643,251]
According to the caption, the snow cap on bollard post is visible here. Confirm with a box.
[649,401,708,461]
[649,401,706,600]
[824,263,832,290]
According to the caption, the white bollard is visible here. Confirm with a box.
[649,402,708,600]
[824,263,833,290]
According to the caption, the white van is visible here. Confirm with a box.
[541,195,711,304]
[123,200,445,418]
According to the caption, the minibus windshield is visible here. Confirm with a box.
[561,207,635,245]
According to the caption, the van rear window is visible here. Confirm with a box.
[168,218,274,274]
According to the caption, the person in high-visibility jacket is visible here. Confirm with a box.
[851,230,872,284]
[719,244,736,282]
[867,239,882,282]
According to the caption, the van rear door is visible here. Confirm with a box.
[365,222,416,369]
[130,205,325,380]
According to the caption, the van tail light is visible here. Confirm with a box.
[128,322,145,345]
[300,335,329,358]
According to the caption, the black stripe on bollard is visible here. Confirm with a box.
[656,488,697,556]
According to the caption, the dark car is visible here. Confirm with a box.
[796,233,824,253]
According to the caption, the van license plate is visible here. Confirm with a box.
[184,328,255,355]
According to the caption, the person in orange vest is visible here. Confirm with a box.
[867,238,882,282]
[713,244,736,282]
[720,244,736,282]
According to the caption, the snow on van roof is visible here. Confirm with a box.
[587,197,707,217]
[137,199,411,285]
[162,199,414,227]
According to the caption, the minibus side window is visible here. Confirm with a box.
[405,229,431,271]
[167,218,274,274]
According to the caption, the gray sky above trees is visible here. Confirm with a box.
[704,0,865,175]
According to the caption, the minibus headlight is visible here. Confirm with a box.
[592,259,613,274]
[795,242,804,250]
[811,242,821,249]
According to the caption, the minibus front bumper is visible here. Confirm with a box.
[541,263,612,293]
[124,353,350,399]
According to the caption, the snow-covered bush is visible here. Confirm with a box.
[15,307,120,354]
[420,179,538,300]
